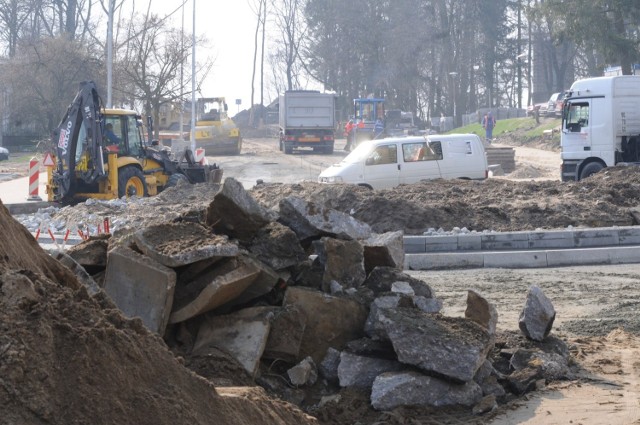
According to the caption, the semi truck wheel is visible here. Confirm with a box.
[284,143,293,154]
[118,166,148,198]
[579,162,604,180]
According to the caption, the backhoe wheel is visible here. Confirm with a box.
[118,166,148,198]
[167,173,189,188]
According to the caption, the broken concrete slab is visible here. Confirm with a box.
[371,371,483,410]
[363,267,434,298]
[217,255,281,311]
[194,307,275,377]
[282,286,368,363]
[134,222,238,268]
[518,285,556,341]
[337,352,404,389]
[287,356,318,386]
[278,196,372,242]
[53,251,101,296]
[169,257,261,323]
[374,308,492,383]
[104,245,176,334]
[313,237,366,291]
[205,177,277,243]
[66,234,109,270]
[364,294,416,341]
[249,222,307,270]
[362,231,405,273]
[465,290,498,335]
[262,306,307,362]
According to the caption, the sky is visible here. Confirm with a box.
[135,0,260,115]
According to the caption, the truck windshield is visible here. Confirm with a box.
[564,102,589,132]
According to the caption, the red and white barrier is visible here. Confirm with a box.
[27,157,42,201]
[194,148,207,165]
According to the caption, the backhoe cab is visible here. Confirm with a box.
[48,81,221,204]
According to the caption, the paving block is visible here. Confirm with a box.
[457,234,482,251]
[424,235,458,252]
[404,236,426,253]
[527,230,574,249]
[481,232,529,250]
[573,228,619,248]
[169,259,261,324]
[545,247,612,267]
[404,252,484,270]
[617,227,640,246]
[194,307,273,377]
[483,251,548,269]
[104,245,176,334]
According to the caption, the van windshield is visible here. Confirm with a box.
[341,142,375,164]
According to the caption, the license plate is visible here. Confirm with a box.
[299,137,320,142]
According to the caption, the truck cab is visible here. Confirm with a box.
[561,76,640,181]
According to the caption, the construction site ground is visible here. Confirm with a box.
[2,119,640,424]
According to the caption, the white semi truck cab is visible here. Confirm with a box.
[561,75,640,181]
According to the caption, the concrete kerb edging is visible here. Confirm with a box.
[404,226,640,254]
[405,246,640,270]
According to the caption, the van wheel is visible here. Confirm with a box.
[579,162,604,180]
[118,166,148,198]
[357,184,374,190]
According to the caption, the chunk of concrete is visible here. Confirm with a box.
[53,251,100,296]
[278,196,372,242]
[319,347,341,383]
[287,356,318,386]
[371,371,483,410]
[134,222,238,268]
[338,352,404,389]
[282,286,368,363]
[218,255,281,310]
[194,307,274,377]
[374,308,492,382]
[465,290,498,335]
[205,177,277,243]
[363,266,434,298]
[362,231,405,273]
[249,222,307,270]
[169,257,261,323]
[364,294,415,340]
[66,234,109,269]
[104,245,176,334]
[518,285,556,341]
[263,306,307,362]
[313,237,366,291]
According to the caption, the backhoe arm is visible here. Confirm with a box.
[51,81,106,201]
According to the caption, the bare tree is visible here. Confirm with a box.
[271,0,307,91]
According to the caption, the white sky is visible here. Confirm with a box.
[133,0,260,114]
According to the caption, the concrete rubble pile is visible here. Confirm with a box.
[63,177,572,413]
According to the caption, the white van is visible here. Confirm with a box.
[318,134,488,189]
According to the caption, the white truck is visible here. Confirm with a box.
[278,90,336,154]
[561,75,640,181]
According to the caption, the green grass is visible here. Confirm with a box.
[448,117,561,140]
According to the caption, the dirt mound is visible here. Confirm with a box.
[250,166,640,234]
[0,201,316,425]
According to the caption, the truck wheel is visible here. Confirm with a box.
[579,162,604,180]
[167,173,189,188]
[325,144,334,154]
[118,166,148,198]
[284,143,293,154]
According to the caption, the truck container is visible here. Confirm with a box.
[278,90,336,154]
[561,76,640,181]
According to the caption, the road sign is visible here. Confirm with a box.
[42,153,55,167]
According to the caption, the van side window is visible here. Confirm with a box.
[404,141,443,162]
[366,144,397,166]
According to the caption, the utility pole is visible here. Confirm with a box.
[190,0,196,153]
[106,0,115,108]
